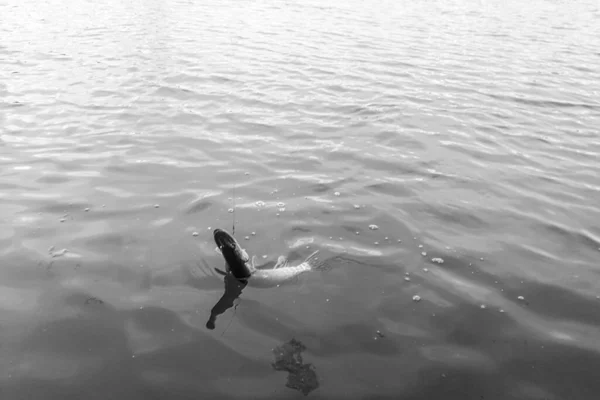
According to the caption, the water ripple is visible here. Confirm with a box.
[2,0,600,398]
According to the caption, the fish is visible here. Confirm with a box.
[213,228,321,288]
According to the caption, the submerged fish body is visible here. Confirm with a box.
[212,228,320,288]
[246,252,319,288]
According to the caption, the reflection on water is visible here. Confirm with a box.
[2,0,600,398]
[206,272,246,331]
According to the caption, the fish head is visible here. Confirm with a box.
[213,228,252,279]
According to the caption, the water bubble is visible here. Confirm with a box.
[480,305,486,309]
[334,192,340,196]
[84,208,90,212]
[277,202,285,207]
[50,248,68,258]
[517,296,525,301]
[262,255,268,259]
[244,172,249,175]
[353,204,361,209]
[423,268,429,272]
[276,213,280,217]
[412,295,421,302]
[192,232,199,237]
[397,239,402,243]
[368,224,379,230]
[480,257,484,261]
[374,241,379,245]
[418,245,423,248]
[244,236,250,240]
[228,208,234,213]
[251,232,256,236]
[404,277,411,282]
[208,227,211,230]
[355,231,360,235]
[421,252,427,256]
[154,204,160,208]
[499,309,505,313]
[431,257,444,264]
[278,207,286,212]
[256,201,265,207]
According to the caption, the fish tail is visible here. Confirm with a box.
[303,250,321,270]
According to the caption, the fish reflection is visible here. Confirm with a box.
[206,271,247,330]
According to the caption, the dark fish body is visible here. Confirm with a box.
[213,228,253,279]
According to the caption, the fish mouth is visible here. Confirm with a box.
[213,228,238,250]
[213,228,251,279]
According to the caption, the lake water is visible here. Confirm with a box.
[1,0,600,398]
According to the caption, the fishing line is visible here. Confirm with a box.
[232,186,236,236]
[223,184,239,337]
[221,300,239,337]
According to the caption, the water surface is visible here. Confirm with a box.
[1,0,600,399]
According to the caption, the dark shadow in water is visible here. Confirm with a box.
[272,338,319,396]
[206,272,247,330]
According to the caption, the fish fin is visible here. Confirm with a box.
[304,250,321,270]
[273,256,287,269]
[214,268,227,276]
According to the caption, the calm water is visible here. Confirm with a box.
[2,0,600,398]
